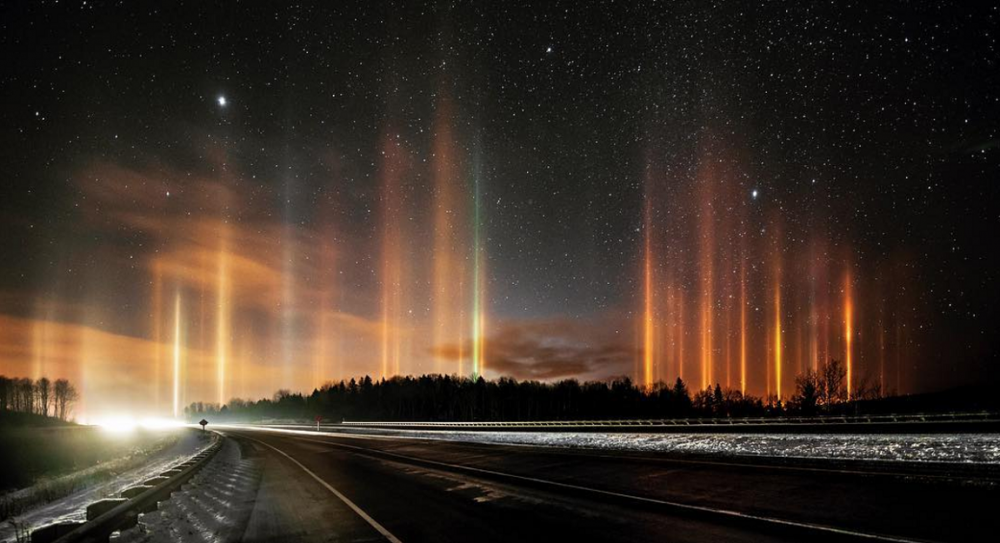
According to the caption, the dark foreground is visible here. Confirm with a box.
[215,427,998,543]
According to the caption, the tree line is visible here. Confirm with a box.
[187,359,883,422]
[0,375,79,421]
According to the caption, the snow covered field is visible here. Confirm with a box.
[0,430,212,542]
[425,431,1000,464]
[252,425,1000,464]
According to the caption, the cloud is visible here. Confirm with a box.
[0,311,394,418]
[431,316,637,381]
[2,156,641,412]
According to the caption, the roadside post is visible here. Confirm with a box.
[315,414,322,432]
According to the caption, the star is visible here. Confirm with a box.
[217,95,227,107]
[546,46,553,54]
[751,189,759,199]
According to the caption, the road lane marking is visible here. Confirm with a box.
[287,434,925,543]
[240,435,403,543]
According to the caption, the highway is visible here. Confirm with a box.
[212,426,998,543]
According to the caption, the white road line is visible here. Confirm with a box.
[289,434,926,543]
[241,435,403,543]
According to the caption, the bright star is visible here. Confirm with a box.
[752,189,759,199]
[546,46,553,54]
[217,95,227,107]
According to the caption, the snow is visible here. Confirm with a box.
[245,424,1000,464]
[0,430,213,543]
[112,438,260,543]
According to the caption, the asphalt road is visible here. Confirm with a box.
[219,427,997,543]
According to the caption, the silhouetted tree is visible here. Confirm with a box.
[193,365,925,424]
[0,375,11,411]
[819,358,847,407]
[53,378,78,420]
[855,374,883,401]
[14,378,34,413]
[36,377,52,417]
[0,375,78,419]
[791,370,820,415]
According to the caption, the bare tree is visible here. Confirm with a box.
[0,375,11,411]
[54,379,79,420]
[819,359,847,407]
[791,369,820,415]
[15,378,35,414]
[36,377,52,417]
[855,374,883,401]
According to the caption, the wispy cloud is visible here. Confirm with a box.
[432,317,636,381]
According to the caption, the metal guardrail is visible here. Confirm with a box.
[339,411,1000,429]
[43,431,223,543]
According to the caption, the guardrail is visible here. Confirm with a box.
[35,431,223,543]
[339,411,1000,429]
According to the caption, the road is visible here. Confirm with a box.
[218,427,998,543]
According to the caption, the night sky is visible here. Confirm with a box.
[1,1,998,417]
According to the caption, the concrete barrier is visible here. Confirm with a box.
[86,499,127,521]
[30,522,84,543]
[51,434,223,543]
[120,485,152,499]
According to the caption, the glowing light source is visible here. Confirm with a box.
[91,415,185,433]
[139,417,186,430]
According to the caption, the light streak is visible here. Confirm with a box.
[739,259,747,395]
[725,284,732,390]
[699,195,714,391]
[457,262,466,376]
[809,250,820,373]
[7,136,937,418]
[172,291,181,418]
[664,282,674,384]
[431,97,466,376]
[844,269,853,401]
[642,196,655,389]
[314,242,334,389]
[677,287,685,382]
[152,262,162,411]
[282,219,296,389]
[470,154,485,379]
[773,254,782,400]
[379,130,406,379]
[700,266,713,391]
[879,296,886,393]
[216,236,230,406]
